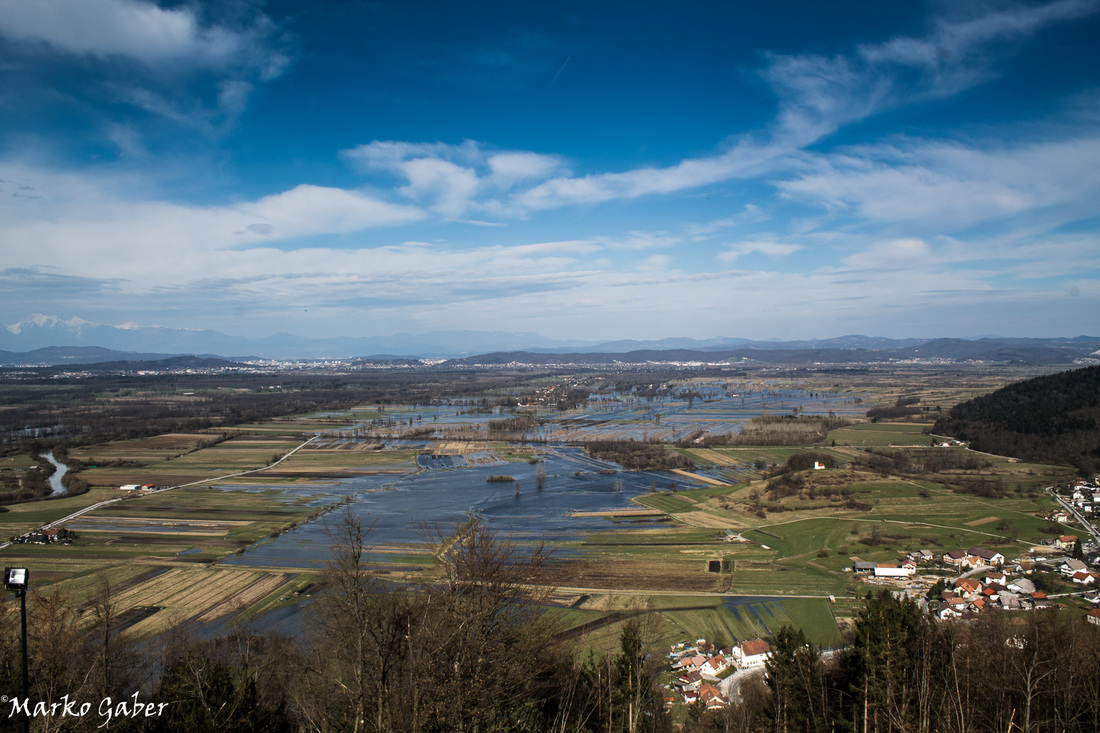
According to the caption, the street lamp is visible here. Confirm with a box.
[4,567,29,733]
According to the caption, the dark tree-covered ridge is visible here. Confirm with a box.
[933,365,1100,475]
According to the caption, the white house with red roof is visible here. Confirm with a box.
[732,639,771,668]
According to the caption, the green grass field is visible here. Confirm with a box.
[828,422,935,446]
[652,594,842,647]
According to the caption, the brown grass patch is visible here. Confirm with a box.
[964,516,1000,527]
[670,469,730,487]
[195,573,291,623]
[689,448,743,467]
[672,511,746,529]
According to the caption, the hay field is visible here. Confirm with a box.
[685,448,743,467]
[827,422,934,446]
[110,567,294,637]
[259,444,418,478]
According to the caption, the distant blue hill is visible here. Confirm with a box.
[2,315,1098,365]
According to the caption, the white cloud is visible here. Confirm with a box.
[217,80,253,125]
[719,241,802,263]
[236,185,426,239]
[842,238,933,271]
[0,165,425,283]
[0,0,279,71]
[512,141,789,211]
[506,1,1100,212]
[779,134,1100,232]
[0,0,289,138]
[487,152,562,188]
[394,158,480,217]
[342,140,565,218]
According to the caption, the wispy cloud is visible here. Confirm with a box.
[779,133,1100,232]
[767,0,1100,143]
[505,0,1100,212]
[0,0,289,142]
[342,140,566,218]
[719,240,803,263]
[0,0,288,75]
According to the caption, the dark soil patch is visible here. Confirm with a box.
[544,559,721,593]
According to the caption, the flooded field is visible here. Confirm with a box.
[311,385,864,444]
[220,384,861,569]
[223,447,684,568]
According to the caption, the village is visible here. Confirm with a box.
[847,476,1100,615]
[666,475,1100,712]
[667,636,772,711]
[666,538,1100,712]
[854,536,1099,619]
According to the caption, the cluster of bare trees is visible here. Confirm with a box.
[294,515,568,731]
[0,516,671,732]
[9,527,1100,732]
[292,514,675,732]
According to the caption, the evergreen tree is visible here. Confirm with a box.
[840,591,928,733]
[765,625,827,733]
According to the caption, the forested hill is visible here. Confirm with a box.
[934,365,1100,475]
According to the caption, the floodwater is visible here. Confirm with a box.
[222,447,674,569]
[223,385,862,569]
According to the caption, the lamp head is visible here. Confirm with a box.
[4,567,27,591]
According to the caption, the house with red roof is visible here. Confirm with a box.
[732,639,771,668]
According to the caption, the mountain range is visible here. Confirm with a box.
[2,315,1099,367]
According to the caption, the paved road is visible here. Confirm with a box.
[719,666,763,702]
[1047,486,1100,545]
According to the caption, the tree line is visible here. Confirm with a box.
[585,440,696,471]
[0,516,672,732]
[933,364,1100,476]
[3,534,1100,731]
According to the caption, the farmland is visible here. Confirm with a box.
[0,364,1085,651]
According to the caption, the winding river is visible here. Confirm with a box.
[45,451,69,496]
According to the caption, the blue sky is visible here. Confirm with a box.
[2,0,1099,342]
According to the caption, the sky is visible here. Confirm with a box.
[2,0,1100,343]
